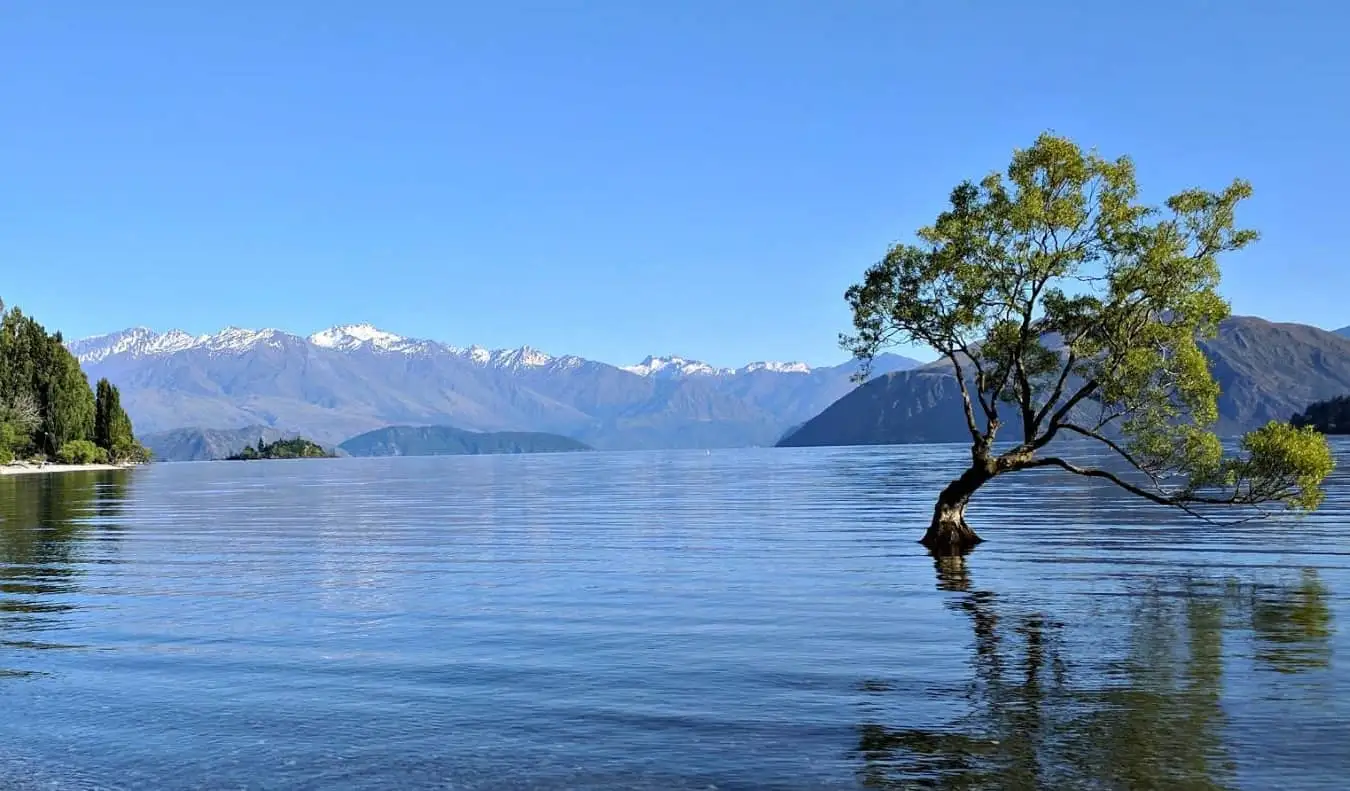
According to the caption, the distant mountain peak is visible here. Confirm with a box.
[67,326,208,363]
[309,323,408,351]
[489,345,554,369]
[620,355,814,378]
[741,360,812,374]
[621,355,735,378]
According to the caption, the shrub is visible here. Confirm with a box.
[57,439,104,465]
[0,420,25,464]
[111,438,152,464]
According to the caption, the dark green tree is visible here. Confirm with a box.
[40,333,96,456]
[843,134,1335,552]
[93,377,140,460]
[1291,395,1350,435]
[1,298,143,463]
[94,377,116,450]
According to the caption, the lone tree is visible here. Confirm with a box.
[843,133,1334,554]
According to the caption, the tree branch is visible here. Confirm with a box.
[1033,379,1099,448]
[945,350,985,446]
[1018,456,1273,526]
[1054,423,1163,487]
[1031,349,1078,434]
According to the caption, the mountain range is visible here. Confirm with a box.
[780,317,1350,447]
[71,324,920,451]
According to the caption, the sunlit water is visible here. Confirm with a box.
[2,443,1348,790]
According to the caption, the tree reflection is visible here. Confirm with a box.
[856,557,1335,790]
[1,471,130,667]
[1249,569,1334,674]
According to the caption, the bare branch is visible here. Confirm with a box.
[945,350,985,446]
[1031,349,1078,434]
[1018,456,1271,526]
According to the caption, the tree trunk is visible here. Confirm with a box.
[922,464,992,554]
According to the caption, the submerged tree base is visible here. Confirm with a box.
[921,503,984,555]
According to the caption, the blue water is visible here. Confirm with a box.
[2,443,1348,789]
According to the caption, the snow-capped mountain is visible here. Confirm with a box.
[72,324,824,377]
[620,355,734,378]
[618,355,816,378]
[307,323,417,352]
[68,327,207,364]
[71,324,921,452]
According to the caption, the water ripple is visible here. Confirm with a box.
[1,444,1348,790]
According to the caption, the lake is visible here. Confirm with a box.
[2,444,1348,790]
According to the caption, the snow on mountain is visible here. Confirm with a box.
[67,327,206,363]
[620,355,735,378]
[309,323,410,351]
[72,325,826,377]
[202,327,288,353]
[488,346,553,370]
[739,361,812,374]
[619,355,814,378]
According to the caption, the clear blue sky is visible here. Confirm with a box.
[4,1,1347,367]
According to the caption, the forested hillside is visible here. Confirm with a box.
[0,299,147,464]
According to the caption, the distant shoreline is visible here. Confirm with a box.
[1,462,142,477]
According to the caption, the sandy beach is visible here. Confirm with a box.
[1,462,141,476]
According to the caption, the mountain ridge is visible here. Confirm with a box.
[141,425,303,462]
[780,316,1350,448]
[73,324,921,450]
[69,323,864,377]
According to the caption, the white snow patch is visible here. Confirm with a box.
[620,355,734,378]
[740,361,812,374]
[309,323,409,352]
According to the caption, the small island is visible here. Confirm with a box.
[339,424,591,457]
[1292,396,1350,435]
[226,437,334,460]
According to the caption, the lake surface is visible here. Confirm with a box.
[2,444,1348,790]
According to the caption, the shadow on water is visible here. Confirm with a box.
[1,471,131,675]
[854,553,1336,790]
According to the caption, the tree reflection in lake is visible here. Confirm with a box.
[1,471,130,675]
[856,554,1335,790]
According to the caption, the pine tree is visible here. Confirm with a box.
[95,377,114,450]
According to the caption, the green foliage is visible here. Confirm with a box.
[0,298,145,465]
[226,436,332,461]
[94,377,143,460]
[1291,395,1350,435]
[56,439,106,465]
[842,133,1334,518]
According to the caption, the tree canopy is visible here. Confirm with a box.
[0,299,148,465]
[842,133,1334,551]
[227,436,333,461]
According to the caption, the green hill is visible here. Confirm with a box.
[339,425,591,457]
[141,425,300,462]
[782,317,1350,448]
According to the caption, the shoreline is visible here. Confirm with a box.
[1,462,142,477]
